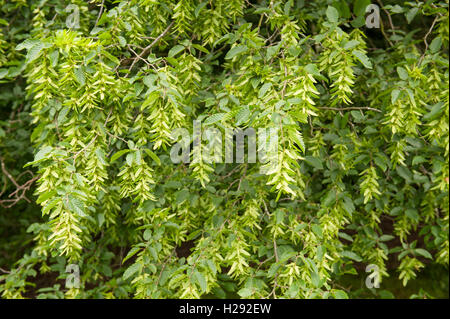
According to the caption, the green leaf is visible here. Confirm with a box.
[396,166,412,183]
[258,83,272,98]
[235,106,251,125]
[391,89,401,104]
[429,37,442,53]
[412,156,426,166]
[423,102,444,121]
[311,224,323,238]
[194,271,207,293]
[344,40,360,50]
[275,209,285,224]
[123,263,141,280]
[204,113,226,125]
[69,196,86,217]
[304,63,322,77]
[144,149,161,165]
[397,66,408,80]
[192,44,209,54]
[353,0,371,16]
[342,197,355,215]
[333,290,349,299]
[175,189,190,205]
[405,7,419,24]
[16,39,40,51]
[374,155,388,172]
[341,251,362,262]
[194,2,207,17]
[225,45,248,60]
[311,270,321,288]
[26,42,45,63]
[110,149,131,163]
[304,156,323,170]
[122,247,141,264]
[352,50,372,69]
[415,248,432,259]
[323,189,336,207]
[74,66,85,86]
[34,146,53,163]
[405,208,419,222]
[37,190,57,205]
[42,197,60,214]
[379,235,394,242]
[168,45,185,58]
[326,6,340,23]
[237,288,253,298]
[95,148,107,165]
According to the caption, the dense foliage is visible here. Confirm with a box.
[0,0,448,299]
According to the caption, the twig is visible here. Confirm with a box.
[376,0,395,47]
[0,267,10,274]
[418,16,439,66]
[126,22,174,77]
[0,156,40,208]
[94,0,105,27]
[318,106,381,113]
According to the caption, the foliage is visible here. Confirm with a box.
[0,0,448,299]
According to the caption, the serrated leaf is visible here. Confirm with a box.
[344,40,360,50]
[74,66,85,86]
[405,7,419,24]
[312,224,323,238]
[123,263,141,280]
[342,197,355,215]
[194,271,207,293]
[194,2,207,17]
[412,156,426,166]
[326,6,340,23]
[341,250,362,262]
[354,0,371,16]
[391,89,401,104]
[237,288,253,298]
[168,45,185,58]
[26,42,45,63]
[69,196,86,217]
[333,290,349,299]
[235,106,251,126]
[110,149,131,163]
[423,102,444,121]
[144,149,161,165]
[396,166,412,183]
[204,113,225,125]
[415,248,432,259]
[304,156,323,170]
[175,189,190,205]
[429,37,442,53]
[258,83,272,98]
[405,208,419,222]
[397,66,408,80]
[225,45,248,60]
[353,50,372,69]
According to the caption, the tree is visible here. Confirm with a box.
[0,0,448,299]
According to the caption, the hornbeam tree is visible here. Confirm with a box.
[0,0,448,299]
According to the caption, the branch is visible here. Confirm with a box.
[376,0,395,47]
[94,0,105,27]
[418,16,439,66]
[126,21,174,77]
[0,156,39,208]
[318,106,382,113]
